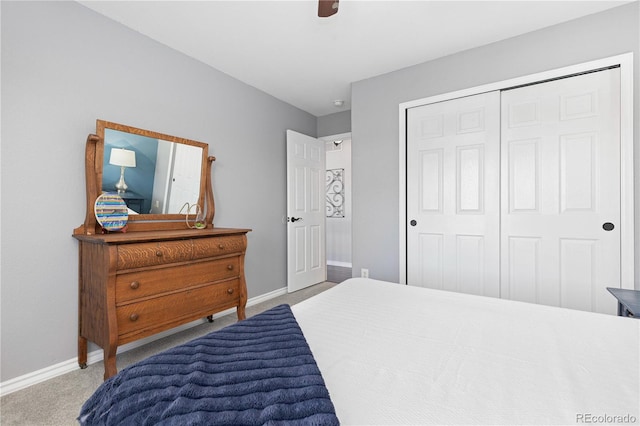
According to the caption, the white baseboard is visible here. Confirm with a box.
[0,286,287,397]
[327,260,352,268]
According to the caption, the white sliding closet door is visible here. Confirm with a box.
[500,69,621,315]
[406,68,622,315]
[407,92,501,297]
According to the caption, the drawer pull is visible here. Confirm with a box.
[155,250,163,257]
[227,288,234,295]
[218,244,224,249]
[227,264,234,271]
[130,281,140,290]
[129,313,139,322]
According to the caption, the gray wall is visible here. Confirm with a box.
[317,110,351,138]
[0,1,316,382]
[351,2,640,284]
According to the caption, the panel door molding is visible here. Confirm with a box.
[500,68,621,314]
[406,91,501,297]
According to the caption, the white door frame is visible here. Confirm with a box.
[320,132,352,143]
[398,52,634,288]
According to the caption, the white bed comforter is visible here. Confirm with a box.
[292,278,640,425]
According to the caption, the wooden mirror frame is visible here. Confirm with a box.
[75,120,216,235]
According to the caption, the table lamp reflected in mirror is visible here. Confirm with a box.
[109,148,136,193]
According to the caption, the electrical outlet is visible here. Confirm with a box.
[361,268,369,278]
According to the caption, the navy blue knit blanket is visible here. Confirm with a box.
[78,304,339,425]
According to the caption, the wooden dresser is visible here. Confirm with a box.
[74,228,250,379]
[74,121,251,379]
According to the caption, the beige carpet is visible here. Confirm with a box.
[0,282,337,425]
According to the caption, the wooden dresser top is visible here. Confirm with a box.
[72,227,251,244]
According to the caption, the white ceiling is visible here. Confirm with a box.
[79,0,629,117]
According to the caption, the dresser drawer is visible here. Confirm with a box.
[115,257,240,303]
[192,235,246,260]
[117,280,240,336]
[117,240,192,269]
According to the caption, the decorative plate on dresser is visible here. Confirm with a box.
[73,120,251,380]
[94,192,128,231]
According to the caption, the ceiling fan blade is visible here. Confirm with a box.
[318,0,339,17]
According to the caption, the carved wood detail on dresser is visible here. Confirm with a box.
[73,121,251,380]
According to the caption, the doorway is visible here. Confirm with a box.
[286,130,326,293]
[285,130,353,292]
[323,133,353,283]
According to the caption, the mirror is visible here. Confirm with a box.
[96,120,209,221]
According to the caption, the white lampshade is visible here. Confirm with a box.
[109,148,136,168]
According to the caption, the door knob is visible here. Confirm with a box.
[289,217,303,222]
[603,222,615,231]
[410,220,417,226]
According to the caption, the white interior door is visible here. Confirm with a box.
[407,91,501,297]
[500,68,621,314]
[287,130,326,293]
[167,143,203,213]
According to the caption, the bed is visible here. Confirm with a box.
[80,278,640,425]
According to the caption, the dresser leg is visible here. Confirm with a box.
[206,315,214,323]
[237,305,246,321]
[103,346,118,380]
[78,336,88,369]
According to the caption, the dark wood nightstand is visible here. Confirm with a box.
[607,287,640,318]
[117,191,145,213]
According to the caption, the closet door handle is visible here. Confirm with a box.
[410,220,417,226]
[603,222,615,231]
